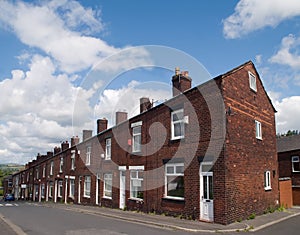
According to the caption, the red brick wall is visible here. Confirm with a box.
[221,62,279,224]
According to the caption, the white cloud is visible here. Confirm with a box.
[223,0,300,39]
[0,0,118,73]
[270,95,300,134]
[269,34,300,69]
[0,55,94,164]
[94,81,171,128]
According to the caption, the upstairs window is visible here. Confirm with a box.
[71,151,75,170]
[59,157,63,173]
[292,156,300,173]
[171,109,185,140]
[105,138,111,160]
[255,120,262,140]
[248,71,257,92]
[132,126,141,153]
[165,163,184,199]
[86,146,91,166]
[50,161,54,176]
[264,171,272,191]
[42,165,46,178]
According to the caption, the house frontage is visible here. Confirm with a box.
[277,135,300,206]
[12,61,279,225]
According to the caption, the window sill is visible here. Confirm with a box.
[69,196,75,199]
[162,196,185,201]
[83,195,90,198]
[129,197,143,202]
[256,137,262,141]
[102,196,112,200]
[264,187,272,191]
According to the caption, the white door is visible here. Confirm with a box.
[200,163,214,222]
[119,170,126,209]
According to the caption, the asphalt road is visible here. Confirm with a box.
[0,201,300,235]
[0,202,196,235]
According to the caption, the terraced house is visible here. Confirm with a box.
[12,61,279,225]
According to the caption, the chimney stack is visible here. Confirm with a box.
[116,111,128,125]
[61,141,70,151]
[172,67,192,97]
[47,151,54,158]
[97,118,108,134]
[82,130,93,142]
[71,136,80,147]
[140,97,152,113]
[54,146,61,155]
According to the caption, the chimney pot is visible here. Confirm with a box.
[140,97,152,113]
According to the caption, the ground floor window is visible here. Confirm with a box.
[130,170,144,199]
[49,182,53,198]
[58,181,63,197]
[41,184,45,198]
[165,163,184,199]
[69,179,75,198]
[264,171,272,191]
[84,176,91,198]
[103,173,112,198]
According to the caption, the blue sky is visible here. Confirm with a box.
[1,0,300,164]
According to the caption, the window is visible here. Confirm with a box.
[84,176,91,197]
[171,109,185,140]
[105,139,111,160]
[132,126,142,153]
[69,179,75,198]
[58,181,63,197]
[264,171,272,190]
[249,71,257,92]
[50,161,54,176]
[255,120,262,140]
[49,182,53,198]
[59,157,64,173]
[71,152,75,170]
[165,163,184,199]
[103,173,112,198]
[86,146,91,165]
[130,170,144,199]
[42,165,46,178]
[292,156,300,172]
[36,168,39,179]
[41,184,45,198]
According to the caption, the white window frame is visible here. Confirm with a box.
[42,165,46,178]
[132,126,142,153]
[103,173,112,199]
[84,176,91,198]
[69,178,75,198]
[71,151,75,170]
[264,171,272,191]
[58,181,63,197]
[86,146,91,166]
[255,120,262,140]
[36,168,39,179]
[248,71,257,92]
[171,109,185,140]
[130,168,144,200]
[59,157,64,173]
[292,156,300,173]
[50,161,54,176]
[49,182,53,198]
[164,162,184,200]
[41,184,45,198]
[105,138,111,160]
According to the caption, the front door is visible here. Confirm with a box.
[119,169,126,209]
[200,162,214,222]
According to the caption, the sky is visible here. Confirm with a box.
[1,0,300,164]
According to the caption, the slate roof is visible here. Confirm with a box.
[277,135,300,153]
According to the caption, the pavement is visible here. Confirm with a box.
[1,202,300,234]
